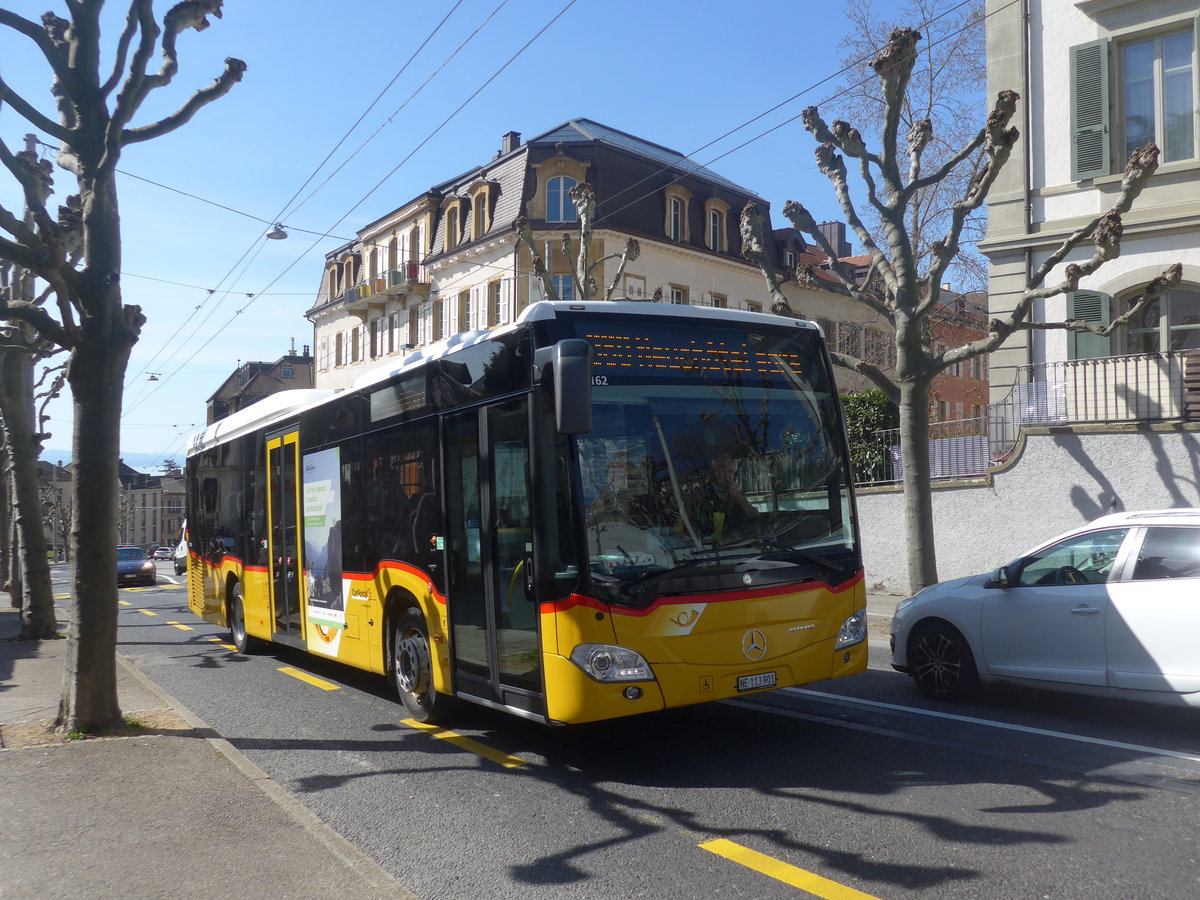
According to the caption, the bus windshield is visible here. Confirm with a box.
[570,317,857,606]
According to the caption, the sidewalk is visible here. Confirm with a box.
[0,604,415,900]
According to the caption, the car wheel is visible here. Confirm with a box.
[393,608,449,723]
[228,582,258,654]
[175,560,185,576]
[908,622,980,701]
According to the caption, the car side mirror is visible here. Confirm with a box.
[985,565,1011,589]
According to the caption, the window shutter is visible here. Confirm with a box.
[1070,40,1110,180]
[500,277,513,324]
[1068,290,1111,359]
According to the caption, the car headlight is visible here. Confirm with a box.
[834,609,867,650]
[142,561,155,571]
[569,643,655,682]
[894,597,915,614]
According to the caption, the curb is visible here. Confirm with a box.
[112,649,415,898]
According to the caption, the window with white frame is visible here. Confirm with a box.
[318,338,329,371]
[1070,18,1199,179]
[668,196,684,241]
[624,274,646,299]
[552,274,574,301]
[488,281,501,326]
[708,209,722,250]
[457,290,470,333]
[1121,29,1195,164]
[546,176,578,223]
[669,285,688,305]
[1126,286,1200,353]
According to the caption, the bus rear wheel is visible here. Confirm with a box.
[393,608,446,723]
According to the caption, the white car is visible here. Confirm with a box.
[890,509,1200,708]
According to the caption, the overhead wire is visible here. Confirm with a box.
[124,0,475,399]
[124,0,581,416]
[123,0,997,419]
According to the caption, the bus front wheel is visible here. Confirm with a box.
[229,583,259,654]
[393,608,445,723]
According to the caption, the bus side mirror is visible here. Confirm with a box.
[552,339,592,434]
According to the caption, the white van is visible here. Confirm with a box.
[173,522,188,576]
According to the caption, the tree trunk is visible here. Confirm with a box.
[898,377,938,592]
[55,337,129,733]
[0,349,57,638]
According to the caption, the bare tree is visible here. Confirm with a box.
[0,1,244,734]
[513,182,641,301]
[742,27,1178,592]
[835,0,988,293]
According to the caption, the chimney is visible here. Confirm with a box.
[817,221,851,259]
[501,131,521,155]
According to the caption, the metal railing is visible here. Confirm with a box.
[854,351,1189,486]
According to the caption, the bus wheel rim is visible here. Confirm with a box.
[397,632,430,695]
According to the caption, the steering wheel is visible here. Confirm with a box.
[1058,566,1086,585]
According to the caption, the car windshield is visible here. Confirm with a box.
[117,548,145,560]
[570,318,857,604]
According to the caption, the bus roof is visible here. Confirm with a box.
[187,301,818,456]
[186,388,336,457]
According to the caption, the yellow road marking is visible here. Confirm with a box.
[166,621,193,631]
[278,666,341,691]
[402,719,528,768]
[699,839,881,900]
[137,609,157,616]
[54,593,70,600]
[119,600,131,607]
[207,638,237,651]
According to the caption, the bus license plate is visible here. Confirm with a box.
[737,671,776,692]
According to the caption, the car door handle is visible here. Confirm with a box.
[1069,606,1100,615]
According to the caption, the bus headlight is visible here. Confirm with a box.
[570,643,655,682]
[834,609,867,650]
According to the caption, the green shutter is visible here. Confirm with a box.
[1070,40,1110,180]
[1068,290,1111,359]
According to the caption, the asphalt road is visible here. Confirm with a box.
[102,566,1200,899]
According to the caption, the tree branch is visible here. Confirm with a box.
[0,76,73,144]
[739,202,796,315]
[603,237,640,301]
[101,2,145,98]
[829,350,901,404]
[512,217,558,301]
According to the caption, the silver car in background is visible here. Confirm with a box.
[890,509,1200,708]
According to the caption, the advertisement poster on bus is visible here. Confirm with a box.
[302,447,345,655]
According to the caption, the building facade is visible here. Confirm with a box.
[206,348,314,424]
[983,0,1200,420]
[307,119,841,391]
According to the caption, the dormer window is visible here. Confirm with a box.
[664,185,693,242]
[547,176,578,223]
[447,207,459,249]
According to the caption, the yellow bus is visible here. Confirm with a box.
[184,301,867,724]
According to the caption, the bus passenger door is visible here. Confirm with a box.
[266,431,306,647]
[445,399,543,717]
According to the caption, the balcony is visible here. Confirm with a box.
[855,351,1198,485]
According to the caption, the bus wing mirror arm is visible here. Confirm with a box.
[540,339,592,434]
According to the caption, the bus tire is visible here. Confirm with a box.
[393,607,446,723]
[228,582,259,654]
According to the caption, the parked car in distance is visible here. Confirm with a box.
[151,546,173,560]
[891,509,1200,708]
[117,545,157,587]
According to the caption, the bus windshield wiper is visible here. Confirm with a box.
[617,558,706,603]
[712,538,845,580]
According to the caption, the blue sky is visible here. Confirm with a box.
[1,0,980,471]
